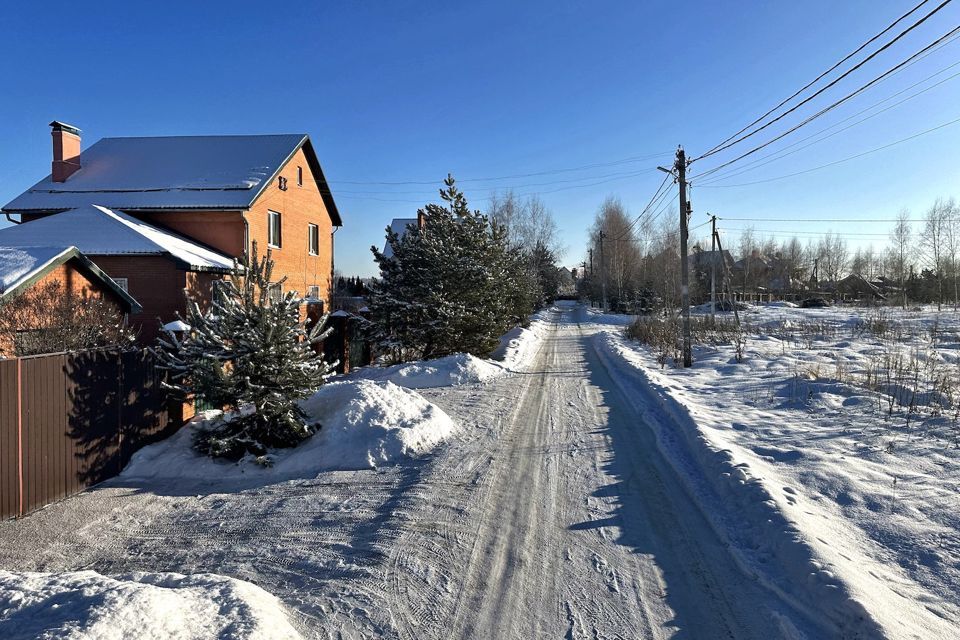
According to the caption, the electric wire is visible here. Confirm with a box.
[693,0,955,163]
[700,0,936,157]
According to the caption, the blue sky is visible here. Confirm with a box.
[1,0,958,275]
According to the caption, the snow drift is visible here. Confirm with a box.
[0,569,300,640]
[123,380,456,480]
[354,353,503,389]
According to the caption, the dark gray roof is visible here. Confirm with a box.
[3,134,342,226]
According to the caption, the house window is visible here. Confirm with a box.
[268,210,282,248]
[307,285,320,300]
[297,166,303,187]
[113,277,129,292]
[308,224,319,255]
[278,176,288,191]
[268,283,283,304]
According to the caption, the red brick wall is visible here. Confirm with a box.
[135,210,246,258]
[0,260,126,356]
[245,147,335,306]
[90,255,188,344]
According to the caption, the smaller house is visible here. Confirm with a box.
[0,204,234,342]
[0,245,140,356]
[836,273,886,301]
[381,214,424,258]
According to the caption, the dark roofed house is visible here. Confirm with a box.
[2,122,344,342]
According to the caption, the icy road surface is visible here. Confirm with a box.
[0,308,822,638]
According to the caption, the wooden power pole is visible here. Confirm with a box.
[710,214,717,320]
[677,148,692,367]
[598,231,608,312]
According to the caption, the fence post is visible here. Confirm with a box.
[16,358,23,517]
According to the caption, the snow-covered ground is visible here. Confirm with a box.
[590,302,960,638]
[0,570,300,640]
[1,302,956,638]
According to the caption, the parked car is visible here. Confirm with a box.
[800,297,831,308]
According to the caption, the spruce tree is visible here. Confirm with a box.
[369,175,524,362]
[155,242,335,460]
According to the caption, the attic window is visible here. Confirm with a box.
[297,166,303,187]
[278,176,288,191]
[113,277,129,292]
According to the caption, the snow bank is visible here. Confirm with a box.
[593,332,884,637]
[597,309,960,639]
[491,308,553,370]
[0,569,300,640]
[123,380,456,481]
[300,380,457,470]
[354,353,503,389]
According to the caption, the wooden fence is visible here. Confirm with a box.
[0,349,181,520]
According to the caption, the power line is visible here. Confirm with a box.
[694,0,955,163]
[696,112,960,188]
[692,22,960,179]
[694,55,960,185]
[328,151,672,186]
[700,0,936,157]
[612,173,673,241]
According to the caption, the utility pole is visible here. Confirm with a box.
[713,225,740,326]
[710,214,717,320]
[598,231,608,312]
[677,148,692,367]
[658,147,692,367]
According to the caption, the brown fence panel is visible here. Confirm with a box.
[119,350,179,464]
[1,349,180,519]
[0,360,18,520]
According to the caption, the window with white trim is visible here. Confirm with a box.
[268,283,283,304]
[307,285,320,300]
[308,224,319,255]
[113,277,129,292]
[297,166,303,187]
[268,210,282,248]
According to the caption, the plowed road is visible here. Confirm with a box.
[0,307,816,638]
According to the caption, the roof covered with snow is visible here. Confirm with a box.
[0,245,141,311]
[0,245,69,294]
[3,134,343,225]
[0,205,235,271]
[382,218,419,258]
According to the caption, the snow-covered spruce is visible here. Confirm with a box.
[154,242,335,460]
[0,570,300,640]
[368,175,545,363]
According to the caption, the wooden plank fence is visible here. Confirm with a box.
[0,349,181,520]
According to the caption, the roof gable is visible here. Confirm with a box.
[0,245,141,312]
[3,134,342,225]
[0,205,235,271]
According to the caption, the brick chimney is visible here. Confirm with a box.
[50,121,81,182]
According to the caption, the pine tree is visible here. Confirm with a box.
[155,242,335,460]
[369,175,523,361]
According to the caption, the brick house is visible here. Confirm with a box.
[2,122,343,342]
[0,245,140,356]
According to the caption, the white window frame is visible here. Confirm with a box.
[113,277,129,292]
[267,282,283,305]
[308,223,319,256]
[307,285,320,300]
[297,166,303,187]
[268,210,282,248]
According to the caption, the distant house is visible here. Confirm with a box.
[380,215,423,258]
[0,245,140,356]
[835,273,886,301]
[2,121,344,342]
